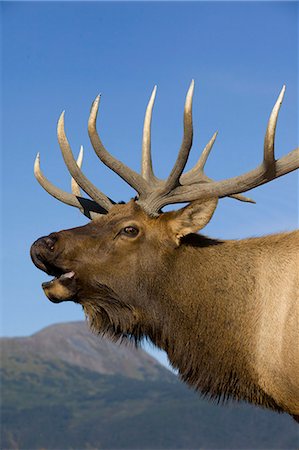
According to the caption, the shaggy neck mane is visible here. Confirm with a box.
[152,237,285,411]
[147,300,282,411]
[83,234,285,412]
[82,283,146,344]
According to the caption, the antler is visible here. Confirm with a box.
[164,80,195,193]
[34,137,113,219]
[34,82,298,218]
[138,82,255,213]
[141,85,157,184]
[137,84,299,215]
[88,96,149,196]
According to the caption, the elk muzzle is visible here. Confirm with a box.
[30,234,78,303]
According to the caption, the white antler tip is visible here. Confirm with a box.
[76,146,84,168]
[189,79,195,93]
[35,152,40,164]
[90,96,100,119]
[185,79,195,108]
[57,111,66,138]
[58,110,65,125]
[34,153,41,174]
[279,85,286,100]
[148,85,157,105]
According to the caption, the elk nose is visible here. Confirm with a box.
[30,233,58,270]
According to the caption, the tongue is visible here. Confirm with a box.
[60,271,75,280]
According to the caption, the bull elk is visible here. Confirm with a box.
[31,81,299,421]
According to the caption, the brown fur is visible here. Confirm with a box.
[30,200,299,419]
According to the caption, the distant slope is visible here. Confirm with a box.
[1,321,298,449]
[1,321,168,381]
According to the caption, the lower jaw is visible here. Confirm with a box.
[42,272,78,303]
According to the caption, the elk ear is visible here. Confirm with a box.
[168,198,218,244]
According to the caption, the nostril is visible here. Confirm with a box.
[44,238,54,250]
[36,234,57,251]
[44,234,58,251]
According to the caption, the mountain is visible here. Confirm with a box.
[1,321,167,381]
[1,321,298,449]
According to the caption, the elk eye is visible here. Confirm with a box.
[122,226,139,237]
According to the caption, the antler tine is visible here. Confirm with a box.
[263,85,286,168]
[180,132,255,203]
[71,146,84,196]
[88,95,149,196]
[57,111,114,212]
[195,131,218,172]
[164,80,194,192]
[34,152,82,209]
[141,85,157,183]
[34,153,106,219]
[181,131,218,184]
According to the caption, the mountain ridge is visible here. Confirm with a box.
[1,321,298,449]
[1,321,169,381]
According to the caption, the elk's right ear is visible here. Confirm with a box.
[166,198,218,244]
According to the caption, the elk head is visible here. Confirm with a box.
[31,81,299,340]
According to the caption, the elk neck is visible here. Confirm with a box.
[142,231,298,410]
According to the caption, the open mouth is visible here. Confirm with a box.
[30,240,80,304]
[30,238,79,303]
[42,270,76,289]
[41,267,78,304]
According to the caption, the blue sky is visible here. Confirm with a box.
[1,2,298,366]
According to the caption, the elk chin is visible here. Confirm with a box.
[42,271,78,303]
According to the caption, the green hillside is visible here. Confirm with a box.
[1,322,298,449]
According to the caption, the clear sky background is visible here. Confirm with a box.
[1,1,298,366]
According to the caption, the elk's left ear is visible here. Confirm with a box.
[168,198,218,244]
